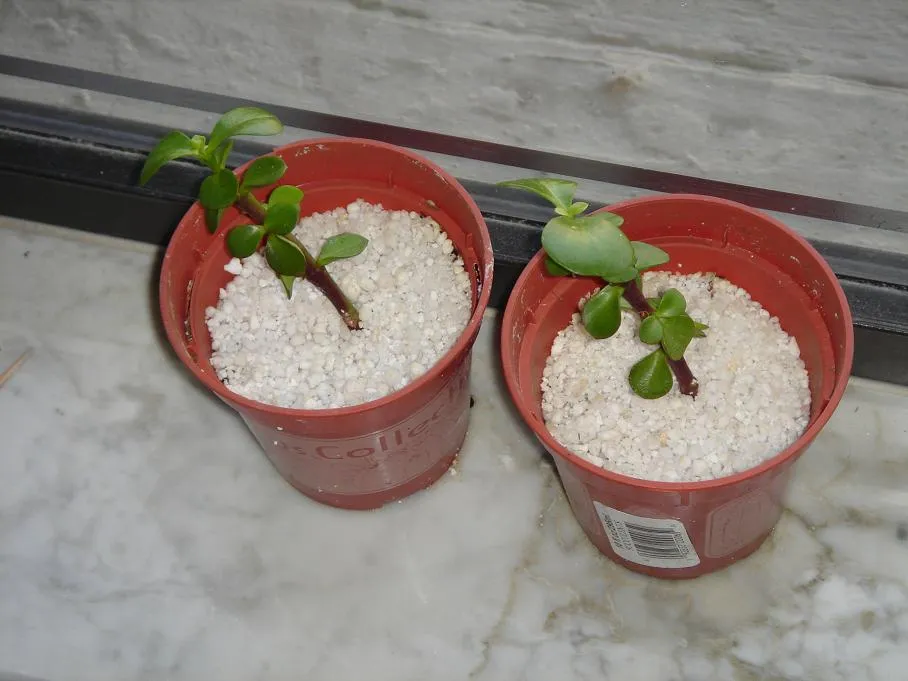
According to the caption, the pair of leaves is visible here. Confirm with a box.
[225,182,305,279]
[225,228,307,298]
[225,184,302,259]
[636,288,708,360]
[578,254,679,343]
[498,178,578,214]
[141,107,285,234]
[140,107,283,186]
[224,182,305,260]
[500,177,671,283]
[200,156,288,233]
[542,219,670,282]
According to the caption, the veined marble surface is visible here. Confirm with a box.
[2,217,907,681]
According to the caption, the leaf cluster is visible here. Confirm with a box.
[140,108,368,299]
[499,177,708,399]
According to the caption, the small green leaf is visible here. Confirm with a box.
[265,234,308,277]
[316,233,369,267]
[639,316,663,344]
[498,178,577,213]
[541,213,634,278]
[545,257,570,276]
[226,224,265,258]
[207,107,283,154]
[619,297,634,311]
[581,286,624,339]
[631,241,670,271]
[189,134,206,153]
[264,202,300,236]
[140,131,198,185]
[204,207,224,234]
[661,314,696,360]
[198,169,238,210]
[564,201,589,217]
[240,156,287,190]
[279,274,296,299]
[268,185,304,206]
[629,349,673,399]
[656,288,687,317]
[207,140,233,171]
[693,321,709,338]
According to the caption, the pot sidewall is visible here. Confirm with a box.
[159,138,494,509]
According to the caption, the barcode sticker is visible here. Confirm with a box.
[594,502,700,569]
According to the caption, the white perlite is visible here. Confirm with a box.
[205,200,471,409]
[541,272,811,482]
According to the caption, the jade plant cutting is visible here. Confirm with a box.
[140,107,368,330]
[500,178,707,399]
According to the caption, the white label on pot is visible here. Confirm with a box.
[594,502,700,569]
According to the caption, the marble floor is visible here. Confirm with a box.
[2,217,907,681]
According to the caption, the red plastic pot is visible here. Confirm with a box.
[501,195,853,578]
[160,138,493,510]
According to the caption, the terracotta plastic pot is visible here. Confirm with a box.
[160,138,493,510]
[501,195,853,578]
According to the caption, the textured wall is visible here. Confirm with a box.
[2,0,907,209]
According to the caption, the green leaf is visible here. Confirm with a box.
[207,107,283,154]
[140,131,198,185]
[631,241,670,271]
[603,266,639,283]
[629,349,673,399]
[545,256,570,277]
[497,178,577,213]
[204,207,224,234]
[693,321,709,338]
[316,233,369,267]
[656,288,687,317]
[581,285,624,339]
[268,184,304,206]
[661,314,696,360]
[619,297,634,311]
[208,140,233,172]
[226,224,265,258]
[240,156,287,190]
[198,169,238,210]
[264,202,300,236]
[639,316,663,344]
[278,274,296,299]
[264,234,308,277]
[564,201,589,217]
[541,213,634,278]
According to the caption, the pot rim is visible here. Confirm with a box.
[500,193,854,492]
[159,136,494,418]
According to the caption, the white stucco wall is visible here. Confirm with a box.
[1,0,907,210]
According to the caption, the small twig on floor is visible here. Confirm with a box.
[0,348,33,389]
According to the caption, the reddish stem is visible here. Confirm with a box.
[622,278,699,398]
[235,193,361,330]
